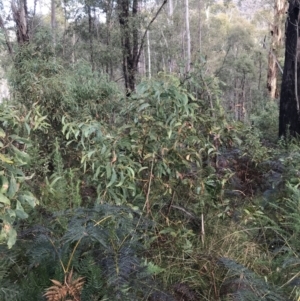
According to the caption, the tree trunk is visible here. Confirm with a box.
[267,0,287,99]
[185,0,191,74]
[51,0,56,51]
[118,0,132,93]
[198,0,202,53]
[88,5,95,72]
[72,30,76,64]
[169,0,173,20]
[11,0,29,45]
[118,0,167,94]
[279,0,300,137]
[147,30,151,78]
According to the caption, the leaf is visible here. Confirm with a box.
[0,176,9,194]
[15,200,28,219]
[0,222,17,248]
[7,175,18,198]
[106,163,112,180]
[138,103,150,112]
[107,168,117,188]
[0,193,10,205]
[17,192,39,207]
[0,127,5,138]
[7,227,17,249]
[0,153,13,164]
[115,171,125,187]
[11,145,30,164]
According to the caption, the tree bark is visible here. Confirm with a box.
[87,5,95,72]
[11,0,29,45]
[185,0,191,74]
[51,0,56,51]
[118,0,167,94]
[279,0,300,137]
[267,0,287,99]
[147,30,151,78]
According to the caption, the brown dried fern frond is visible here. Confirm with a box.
[44,269,85,301]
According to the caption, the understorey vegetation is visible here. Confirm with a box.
[0,42,299,301]
[1,1,300,300]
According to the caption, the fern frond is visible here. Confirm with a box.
[219,257,286,301]
[44,269,85,301]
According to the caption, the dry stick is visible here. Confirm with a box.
[201,213,205,244]
[66,237,82,273]
[143,157,154,215]
[49,238,67,274]
[166,189,176,217]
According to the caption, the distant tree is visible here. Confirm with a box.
[279,0,300,137]
[117,0,167,94]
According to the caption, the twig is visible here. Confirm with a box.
[143,156,155,215]
[201,213,205,244]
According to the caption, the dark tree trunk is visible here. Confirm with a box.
[118,0,167,94]
[118,0,137,93]
[279,0,300,137]
[88,5,95,72]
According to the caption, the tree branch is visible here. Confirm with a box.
[136,0,167,66]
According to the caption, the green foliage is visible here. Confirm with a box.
[14,205,164,301]
[0,245,20,300]
[0,105,39,248]
[219,257,286,300]
[61,73,235,211]
[238,125,271,164]
[251,101,279,143]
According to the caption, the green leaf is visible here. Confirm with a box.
[115,171,125,187]
[0,176,9,194]
[107,168,117,188]
[0,127,5,138]
[146,261,165,275]
[7,227,17,249]
[7,175,18,198]
[17,192,39,207]
[138,103,150,112]
[0,193,10,205]
[106,163,112,180]
[0,154,13,164]
[11,145,31,164]
[15,200,29,219]
[0,222,17,248]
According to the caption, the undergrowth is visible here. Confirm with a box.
[2,33,300,301]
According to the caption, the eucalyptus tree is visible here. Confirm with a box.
[117,0,167,93]
[11,0,29,45]
[267,0,287,99]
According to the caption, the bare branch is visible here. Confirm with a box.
[136,0,167,66]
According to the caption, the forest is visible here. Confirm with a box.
[1,0,300,300]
